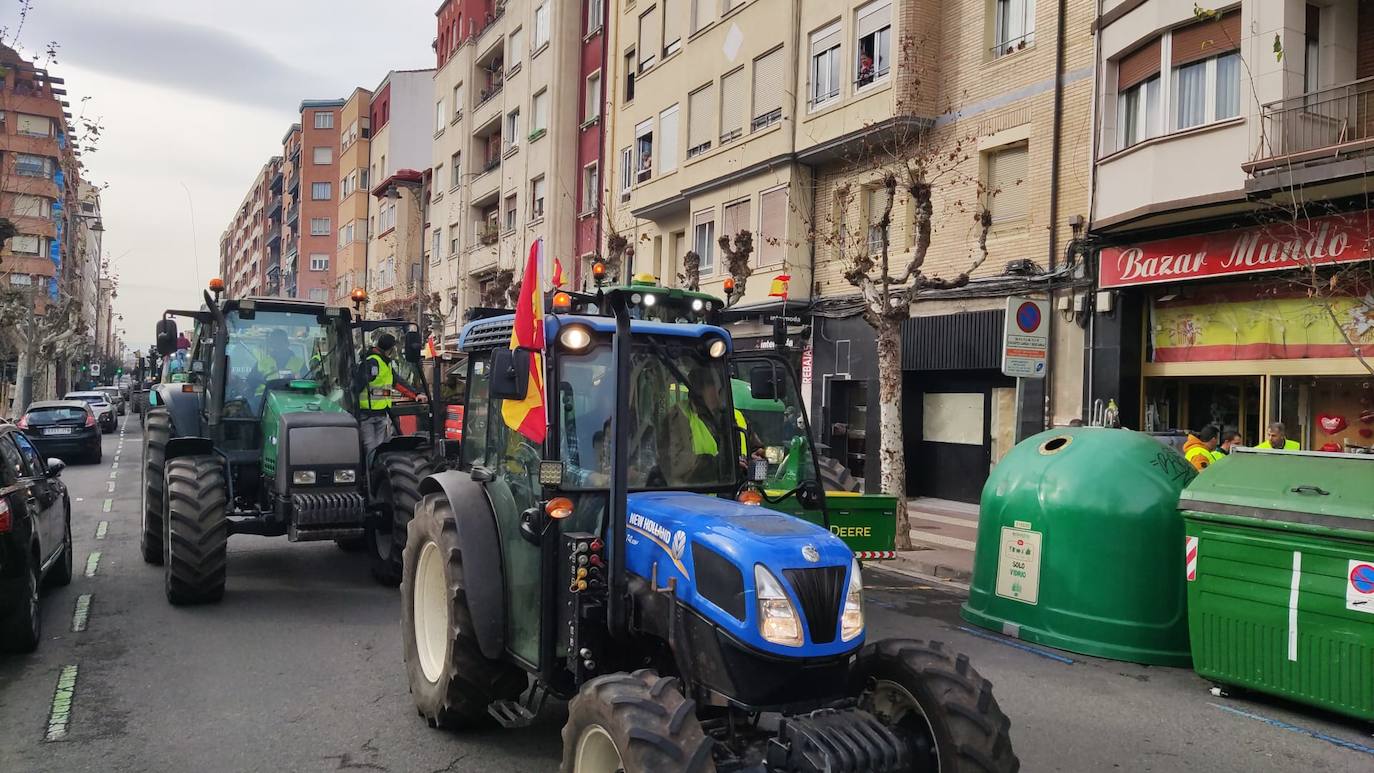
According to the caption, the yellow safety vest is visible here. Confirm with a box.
[359,352,396,411]
[256,352,306,381]
[686,407,748,456]
[1257,439,1300,450]
[1184,444,1213,471]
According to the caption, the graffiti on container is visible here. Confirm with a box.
[1149,450,1195,484]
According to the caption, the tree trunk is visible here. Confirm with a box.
[875,316,911,550]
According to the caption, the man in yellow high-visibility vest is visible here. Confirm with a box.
[1182,425,1220,472]
[1257,422,1300,451]
[356,333,422,457]
[670,367,751,479]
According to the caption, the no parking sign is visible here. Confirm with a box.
[1347,560,1374,615]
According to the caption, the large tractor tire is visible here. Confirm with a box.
[368,450,437,586]
[818,455,861,493]
[163,455,229,605]
[402,493,526,729]
[851,638,1019,773]
[140,409,170,565]
[561,670,715,773]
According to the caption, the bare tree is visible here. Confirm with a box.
[718,230,755,306]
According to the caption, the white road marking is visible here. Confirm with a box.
[45,665,78,741]
[95,521,107,539]
[106,482,115,493]
[84,552,101,577]
[71,594,91,632]
[101,499,112,513]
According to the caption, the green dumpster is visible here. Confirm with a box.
[1181,448,1374,721]
[962,427,1197,666]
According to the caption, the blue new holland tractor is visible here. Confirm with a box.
[400,285,1018,772]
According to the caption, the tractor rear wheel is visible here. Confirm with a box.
[851,638,1019,773]
[402,493,526,729]
[164,455,228,605]
[817,455,861,493]
[561,670,715,773]
[141,409,170,565]
[368,450,437,586]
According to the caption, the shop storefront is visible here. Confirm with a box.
[1095,213,1374,452]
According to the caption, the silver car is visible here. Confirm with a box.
[96,386,126,416]
[64,391,116,434]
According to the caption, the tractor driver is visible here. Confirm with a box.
[665,366,752,482]
[356,333,423,457]
[257,329,306,382]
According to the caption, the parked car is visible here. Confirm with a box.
[96,386,126,415]
[0,425,71,652]
[63,391,116,434]
[19,401,102,464]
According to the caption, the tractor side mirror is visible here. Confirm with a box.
[155,319,178,357]
[749,365,779,400]
[404,330,423,363]
[490,348,531,400]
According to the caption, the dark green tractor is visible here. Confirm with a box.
[138,285,433,603]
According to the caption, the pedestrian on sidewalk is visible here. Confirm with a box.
[1257,422,1300,451]
[1183,425,1220,471]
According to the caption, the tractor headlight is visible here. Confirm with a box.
[333,469,357,484]
[559,325,592,352]
[840,558,864,642]
[292,470,317,485]
[707,338,727,359]
[754,565,803,647]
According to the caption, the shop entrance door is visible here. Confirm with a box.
[909,376,999,504]
[1144,377,1263,445]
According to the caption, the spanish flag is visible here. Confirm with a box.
[551,256,565,288]
[768,273,791,299]
[501,240,547,443]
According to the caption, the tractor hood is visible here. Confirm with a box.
[624,491,861,658]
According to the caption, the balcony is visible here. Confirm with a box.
[1248,76,1374,176]
[286,205,299,226]
[268,195,283,218]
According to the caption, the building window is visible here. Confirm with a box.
[309,288,328,302]
[310,254,329,271]
[432,228,443,263]
[534,3,550,49]
[531,176,546,220]
[452,84,463,119]
[532,89,549,135]
[692,210,715,274]
[985,144,1029,224]
[1305,4,1320,95]
[314,111,334,129]
[436,98,446,132]
[635,119,654,183]
[1117,75,1160,148]
[450,152,462,189]
[312,181,332,200]
[723,0,744,13]
[380,201,397,232]
[509,27,525,67]
[691,0,712,34]
[504,194,518,231]
[313,146,332,165]
[619,147,633,202]
[311,217,332,236]
[11,194,51,219]
[687,84,714,157]
[583,162,600,215]
[585,71,602,122]
[1171,13,1242,129]
[992,0,1035,58]
[719,67,745,144]
[639,8,660,71]
[810,23,841,108]
[505,109,521,151]
[15,113,51,137]
[855,0,891,87]
[10,234,41,254]
[624,48,637,101]
[663,0,683,57]
[14,154,50,177]
[722,198,751,254]
[587,0,604,33]
[451,233,461,255]
[659,105,680,174]
[751,47,784,130]
[758,187,788,265]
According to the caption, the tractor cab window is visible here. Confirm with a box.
[462,353,491,468]
[222,310,351,416]
[730,357,817,490]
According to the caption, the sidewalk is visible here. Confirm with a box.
[887,497,979,583]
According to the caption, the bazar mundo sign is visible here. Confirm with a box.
[1099,214,1374,288]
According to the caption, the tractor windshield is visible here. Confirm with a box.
[559,336,737,490]
[222,309,352,415]
[729,358,817,490]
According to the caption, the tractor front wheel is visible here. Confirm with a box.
[851,638,1019,773]
[561,670,715,773]
[368,450,436,586]
[163,455,228,605]
[402,493,526,729]
[140,409,170,565]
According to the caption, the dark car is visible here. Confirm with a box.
[20,401,102,464]
[0,425,72,652]
[64,391,116,434]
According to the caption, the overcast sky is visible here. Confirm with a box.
[13,0,436,352]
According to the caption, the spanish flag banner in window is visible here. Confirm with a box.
[501,239,547,444]
[551,256,566,289]
[768,273,791,299]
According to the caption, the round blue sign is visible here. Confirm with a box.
[1352,563,1374,594]
[1016,302,1042,334]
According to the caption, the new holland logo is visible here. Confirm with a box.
[671,531,687,560]
[802,545,820,563]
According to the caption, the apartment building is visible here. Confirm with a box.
[1089,0,1374,453]
[334,87,373,303]
[292,99,345,302]
[425,0,585,340]
[221,157,283,297]
[366,70,436,314]
[280,124,303,296]
[602,0,1092,501]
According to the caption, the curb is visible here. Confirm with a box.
[871,555,972,590]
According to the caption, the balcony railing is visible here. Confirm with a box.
[1250,76,1374,172]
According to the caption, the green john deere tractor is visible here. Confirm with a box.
[139,286,434,603]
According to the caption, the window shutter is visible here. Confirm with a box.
[752,48,784,120]
[812,24,840,57]
[989,145,1029,222]
[17,114,49,135]
[857,0,891,39]
[759,188,787,263]
[688,84,713,151]
[664,0,683,47]
[1118,38,1162,90]
[720,68,746,138]
[640,8,661,66]
[660,105,680,173]
[722,200,751,242]
[1172,11,1242,66]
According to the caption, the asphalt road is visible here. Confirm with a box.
[0,415,1370,772]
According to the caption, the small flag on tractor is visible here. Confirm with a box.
[768,273,792,299]
[551,256,566,288]
[423,334,438,359]
[501,239,548,444]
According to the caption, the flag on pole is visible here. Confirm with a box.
[768,273,792,299]
[501,240,547,444]
[551,256,565,288]
[423,334,438,359]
